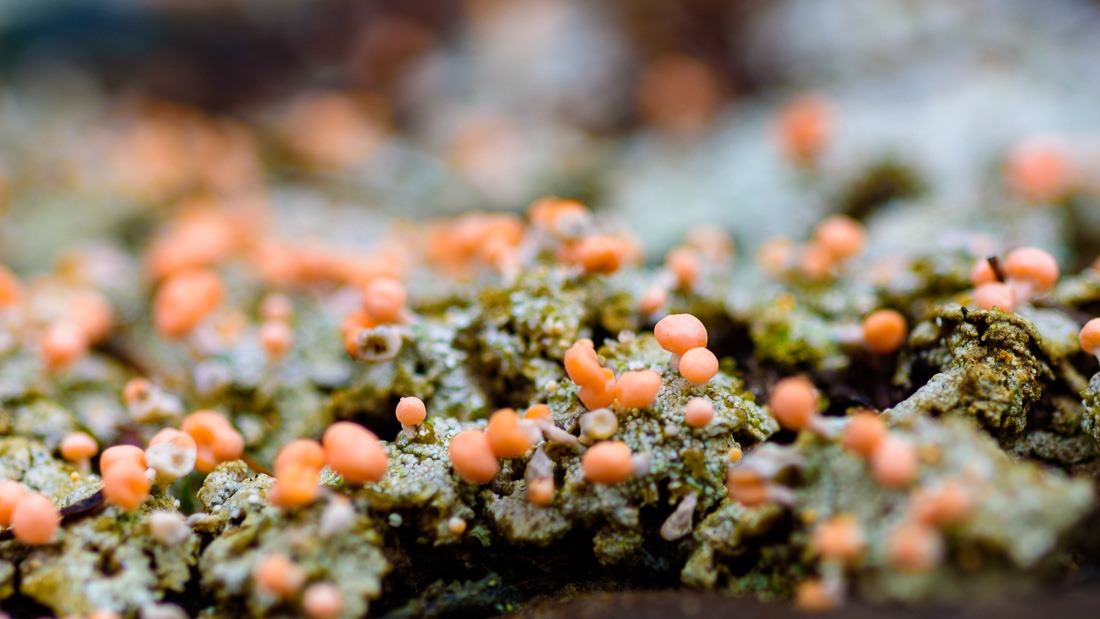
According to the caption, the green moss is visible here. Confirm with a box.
[750,297,847,371]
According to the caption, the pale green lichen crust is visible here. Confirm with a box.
[2,198,1100,617]
[685,417,1092,602]
[0,438,197,616]
[195,464,390,619]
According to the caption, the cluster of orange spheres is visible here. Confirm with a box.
[342,276,408,357]
[253,552,346,618]
[257,293,295,361]
[757,215,866,283]
[840,412,920,489]
[971,247,1060,313]
[654,314,719,385]
[0,481,61,545]
[564,338,620,409]
[448,407,539,484]
[565,334,694,414]
[89,409,245,514]
[269,421,388,508]
[0,264,116,373]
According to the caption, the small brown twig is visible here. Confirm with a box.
[987,256,1007,283]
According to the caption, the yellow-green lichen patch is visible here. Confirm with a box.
[18,493,198,617]
[692,415,1092,604]
[890,307,1053,436]
[0,438,196,616]
[197,464,391,619]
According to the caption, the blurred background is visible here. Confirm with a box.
[2,0,1100,271]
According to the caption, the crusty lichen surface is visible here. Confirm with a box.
[0,438,197,616]
[195,464,390,619]
[5,14,1100,612]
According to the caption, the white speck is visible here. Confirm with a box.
[148,511,191,546]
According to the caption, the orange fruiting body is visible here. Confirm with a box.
[145,429,198,481]
[59,431,98,465]
[0,480,28,526]
[574,235,628,274]
[303,582,345,619]
[871,434,919,489]
[0,264,23,307]
[524,404,552,421]
[100,444,147,477]
[362,277,407,323]
[322,422,389,484]
[974,282,1016,312]
[683,397,715,428]
[757,238,796,276]
[861,309,908,354]
[268,465,321,508]
[1080,318,1100,356]
[666,246,701,291]
[814,215,865,261]
[103,458,152,511]
[768,377,818,431]
[342,309,377,356]
[40,320,89,370]
[614,370,662,409]
[638,55,720,133]
[182,410,243,473]
[1006,137,1072,203]
[969,258,997,287]
[528,197,589,233]
[395,396,427,426]
[577,367,616,410]
[679,347,718,384]
[581,441,634,484]
[639,286,668,315]
[123,378,153,405]
[448,429,499,484]
[795,578,838,612]
[259,320,294,359]
[812,514,865,562]
[260,293,294,322]
[254,553,305,598]
[563,339,606,387]
[274,439,326,474]
[654,314,708,355]
[886,521,944,573]
[912,480,974,527]
[11,493,61,545]
[154,269,225,338]
[486,408,535,458]
[726,468,768,507]
[842,412,887,458]
[799,242,835,281]
[212,429,245,462]
[776,93,833,165]
[1003,246,1059,293]
[526,477,555,506]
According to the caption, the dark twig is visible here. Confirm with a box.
[987,256,1007,283]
